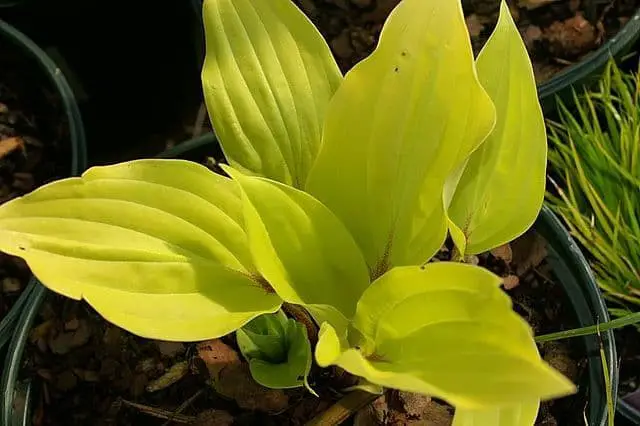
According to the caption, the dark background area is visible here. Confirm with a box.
[0,0,205,166]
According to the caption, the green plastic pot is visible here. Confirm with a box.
[618,399,640,425]
[0,19,87,353]
[535,207,618,425]
[538,8,640,113]
[0,133,215,426]
[0,132,617,425]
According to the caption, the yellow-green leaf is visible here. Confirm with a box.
[247,319,314,392]
[201,0,342,188]
[306,0,495,275]
[317,264,575,409]
[223,165,369,332]
[237,310,289,363]
[0,160,281,341]
[448,0,547,255]
[453,401,540,426]
[237,311,314,393]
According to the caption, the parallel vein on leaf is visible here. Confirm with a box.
[80,177,244,230]
[210,3,281,174]
[244,0,313,186]
[224,0,294,181]
[2,198,235,259]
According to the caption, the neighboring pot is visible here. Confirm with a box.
[537,6,640,113]
[0,133,616,425]
[0,19,86,352]
[0,133,215,425]
[534,206,618,425]
[618,397,640,425]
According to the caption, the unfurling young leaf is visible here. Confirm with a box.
[237,309,289,363]
[223,165,369,337]
[447,0,547,256]
[0,160,282,341]
[237,310,314,393]
[201,0,342,188]
[306,0,496,276]
[316,263,575,409]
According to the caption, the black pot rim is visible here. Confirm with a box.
[618,399,640,423]
[538,7,640,108]
[0,19,87,195]
[536,205,618,425]
[0,17,87,425]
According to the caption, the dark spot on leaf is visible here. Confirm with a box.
[18,246,25,251]
[394,66,399,73]
[367,353,390,363]
[297,375,304,381]
[401,51,407,57]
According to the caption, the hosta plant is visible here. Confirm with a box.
[0,0,578,424]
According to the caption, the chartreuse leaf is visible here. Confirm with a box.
[237,310,314,393]
[201,0,342,188]
[0,159,281,341]
[316,263,575,409]
[453,401,540,426]
[223,165,369,337]
[306,0,495,276]
[237,309,289,362]
[448,0,547,256]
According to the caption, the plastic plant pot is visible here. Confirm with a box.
[535,207,618,425]
[618,393,640,424]
[0,132,215,426]
[0,19,87,353]
[0,130,617,425]
[538,7,640,113]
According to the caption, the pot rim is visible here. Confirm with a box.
[0,17,87,424]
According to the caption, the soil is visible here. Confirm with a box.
[293,0,639,82]
[616,326,640,412]
[0,39,71,326]
[11,165,594,426]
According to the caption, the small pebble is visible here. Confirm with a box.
[502,275,520,290]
